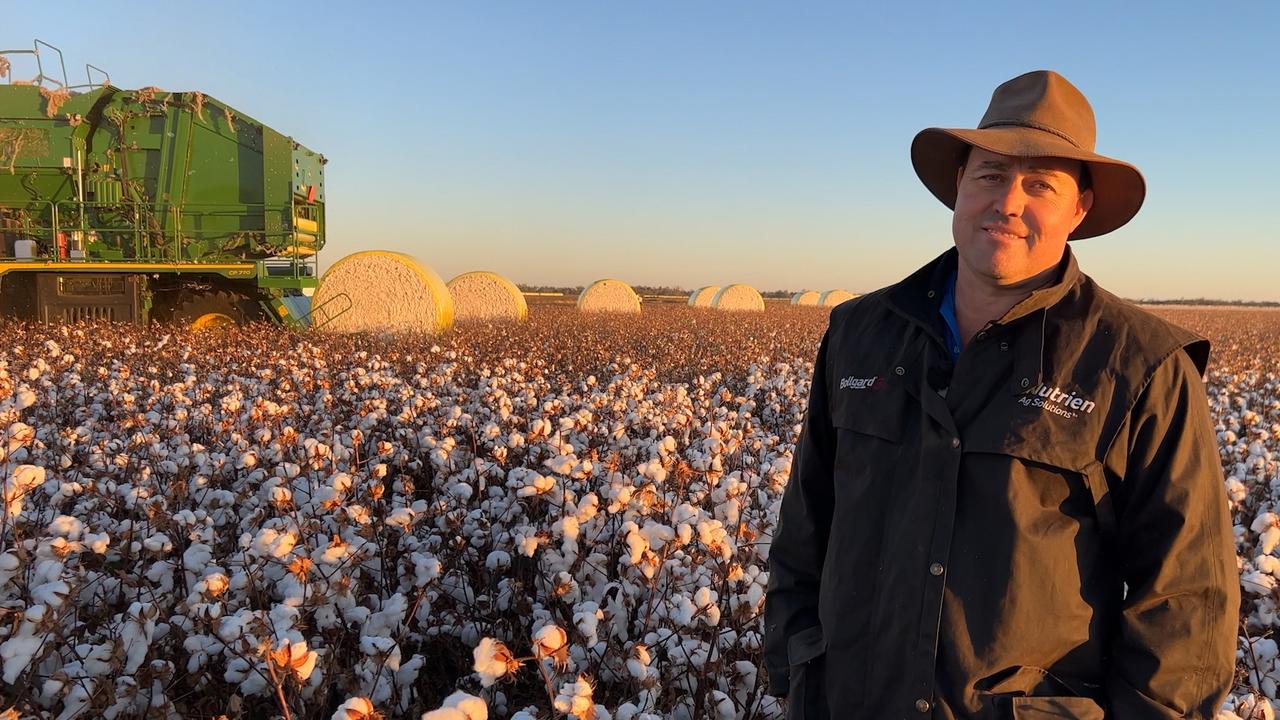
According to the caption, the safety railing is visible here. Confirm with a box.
[0,39,110,91]
[0,200,319,279]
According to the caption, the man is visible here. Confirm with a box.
[764,70,1239,719]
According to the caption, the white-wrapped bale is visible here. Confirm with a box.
[711,284,765,312]
[313,251,454,334]
[447,271,528,323]
[688,286,721,307]
[578,279,641,314]
[819,289,857,307]
[791,290,820,306]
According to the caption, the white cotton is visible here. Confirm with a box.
[420,710,467,720]
[331,697,377,720]
[3,464,45,515]
[386,507,416,529]
[1263,526,1280,556]
[473,638,512,687]
[0,634,44,684]
[183,542,213,572]
[55,676,95,720]
[316,537,351,565]
[1253,512,1279,534]
[31,580,70,609]
[412,552,442,586]
[84,532,110,554]
[485,550,511,571]
[553,676,595,717]
[1258,555,1280,576]
[47,514,84,539]
[443,691,489,720]
[252,528,297,558]
[1243,570,1277,595]
[121,602,158,673]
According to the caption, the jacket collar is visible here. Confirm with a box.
[884,246,1083,395]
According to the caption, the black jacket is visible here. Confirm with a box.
[764,248,1239,719]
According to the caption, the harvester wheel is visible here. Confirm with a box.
[166,290,263,330]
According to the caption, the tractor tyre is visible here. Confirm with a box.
[164,290,264,330]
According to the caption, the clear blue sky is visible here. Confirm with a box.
[8,2,1279,300]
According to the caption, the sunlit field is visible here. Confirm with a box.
[1,305,1278,719]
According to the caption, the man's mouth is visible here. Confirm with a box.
[983,226,1026,241]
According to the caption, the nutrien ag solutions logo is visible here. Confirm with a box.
[1019,382,1096,419]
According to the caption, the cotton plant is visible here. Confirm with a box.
[1,309,1273,717]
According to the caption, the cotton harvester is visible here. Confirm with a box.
[0,39,339,328]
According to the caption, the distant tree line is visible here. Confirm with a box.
[1131,298,1280,307]
[517,284,812,299]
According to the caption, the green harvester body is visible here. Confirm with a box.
[0,39,329,326]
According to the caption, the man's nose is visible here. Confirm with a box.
[992,180,1027,216]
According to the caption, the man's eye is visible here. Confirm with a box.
[1030,180,1056,192]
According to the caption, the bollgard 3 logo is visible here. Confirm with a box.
[1019,382,1096,419]
[839,375,881,390]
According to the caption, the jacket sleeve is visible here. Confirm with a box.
[764,330,837,697]
[1103,348,1240,718]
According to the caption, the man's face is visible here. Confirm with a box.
[952,148,1094,287]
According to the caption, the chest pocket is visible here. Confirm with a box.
[828,386,908,506]
[961,401,1116,548]
[829,384,906,442]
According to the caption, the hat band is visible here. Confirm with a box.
[978,119,1083,150]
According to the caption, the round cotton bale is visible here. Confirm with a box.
[577,279,641,313]
[791,290,820,306]
[819,289,857,307]
[447,270,528,323]
[313,251,454,334]
[711,284,765,312]
[688,286,721,307]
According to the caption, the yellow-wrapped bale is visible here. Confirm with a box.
[313,251,454,334]
[688,286,721,307]
[578,279,641,314]
[791,290,820,306]
[711,284,765,312]
[819,289,857,307]
[448,271,529,323]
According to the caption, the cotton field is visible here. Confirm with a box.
[1,305,1279,720]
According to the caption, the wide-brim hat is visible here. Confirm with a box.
[911,70,1145,240]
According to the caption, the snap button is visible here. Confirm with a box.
[1020,377,1030,388]
[927,290,936,299]
[1000,341,1009,351]
[950,437,961,450]
[894,366,905,376]
[916,698,931,713]
[929,562,944,576]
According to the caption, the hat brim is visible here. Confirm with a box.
[911,126,1146,240]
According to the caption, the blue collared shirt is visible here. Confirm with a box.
[940,270,962,361]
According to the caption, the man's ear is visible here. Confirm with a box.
[1069,188,1094,233]
[1078,188,1094,216]
[956,164,965,191]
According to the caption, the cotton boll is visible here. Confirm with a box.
[472,638,518,687]
[485,550,511,571]
[1262,527,1280,555]
[421,710,468,720]
[1244,571,1278,595]
[121,602,158,674]
[183,542,213,572]
[442,691,489,720]
[553,676,596,719]
[573,602,604,645]
[331,697,378,720]
[1252,512,1279,534]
